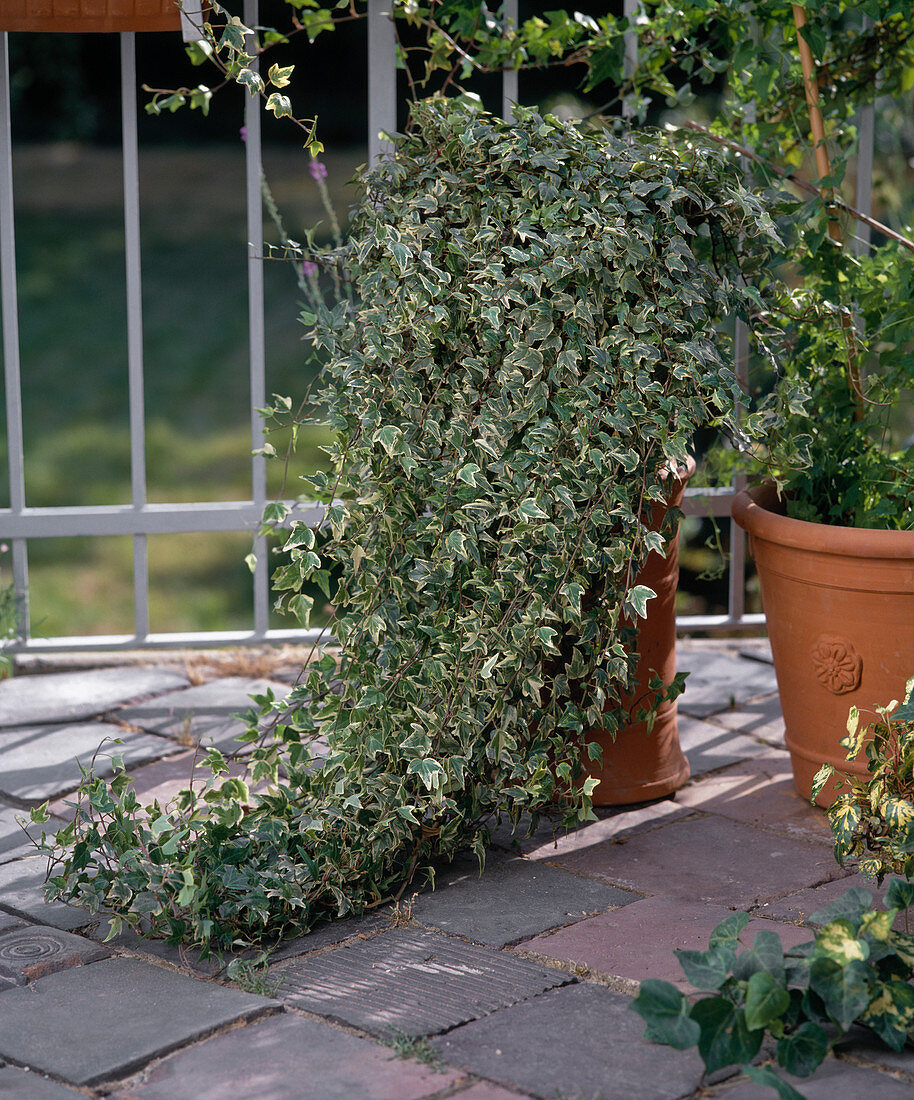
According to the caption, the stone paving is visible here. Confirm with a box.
[0,641,911,1099]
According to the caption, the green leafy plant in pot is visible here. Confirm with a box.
[620,3,914,806]
[33,98,781,950]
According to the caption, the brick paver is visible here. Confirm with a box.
[677,713,771,777]
[674,749,832,839]
[0,924,108,985]
[0,856,95,931]
[432,982,708,1100]
[409,851,638,947]
[0,956,276,1086]
[0,721,178,802]
[710,690,786,747]
[275,927,571,1037]
[0,667,189,728]
[0,799,46,862]
[115,677,290,753]
[542,812,841,908]
[0,1066,83,1097]
[719,1057,914,1098]
[518,896,814,992]
[110,1012,463,1100]
[677,650,779,718]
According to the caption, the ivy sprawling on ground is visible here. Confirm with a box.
[35,100,782,949]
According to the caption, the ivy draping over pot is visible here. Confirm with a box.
[35,100,782,950]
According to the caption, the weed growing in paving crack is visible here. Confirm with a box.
[384,1031,447,1072]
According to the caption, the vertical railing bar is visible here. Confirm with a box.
[622,0,638,120]
[852,18,875,258]
[501,0,518,121]
[368,0,396,162]
[244,0,269,637]
[0,33,30,639]
[121,33,149,641]
[727,322,749,624]
[724,46,759,629]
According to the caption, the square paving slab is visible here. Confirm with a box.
[432,981,707,1100]
[275,927,572,1037]
[677,650,779,718]
[710,690,786,748]
[834,1024,914,1076]
[492,798,690,859]
[677,713,771,777]
[0,1067,84,1097]
[455,1086,530,1100]
[754,873,896,928]
[0,924,108,985]
[518,896,814,992]
[409,852,638,947]
[115,677,290,753]
[0,956,276,1086]
[0,667,189,728]
[268,912,388,962]
[721,1056,914,1098]
[542,813,841,909]
[674,750,832,840]
[110,1011,462,1100]
[0,856,95,931]
[0,721,178,802]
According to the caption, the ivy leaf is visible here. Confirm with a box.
[268,63,294,88]
[623,584,656,620]
[218,18,251,52]
[457,463,480,486]
[674,946,733,991]
[407,758,445,792]
[690,997,763,1075]
[236,68,264,94]
[808,956,871,1030]
[744,971,791,1030]
[744,1065,806,1100]
[813,919,869,964]
[733,929,785,982]
[776,1020,829,1078]
[885,878,914,912]
[860,979,914,1052]
[517,498,549,521]
[266,93,293,118]
[809,886,874,927]
[629,980,700,1050]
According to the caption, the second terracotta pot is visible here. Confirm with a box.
[583,459,693,806]
[732,483,914,806]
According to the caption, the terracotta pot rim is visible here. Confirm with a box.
[731,482,914,559]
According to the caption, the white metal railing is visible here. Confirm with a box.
[0,2,875,652]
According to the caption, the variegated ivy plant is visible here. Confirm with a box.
[813,677,914,883]
[34,98,785,950]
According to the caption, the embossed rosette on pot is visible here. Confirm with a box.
[732,482,914,806]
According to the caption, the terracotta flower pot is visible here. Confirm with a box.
[0,0,181,33]
[584,459,693,805]
[732,483,914,806]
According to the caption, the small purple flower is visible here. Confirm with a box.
[240,125,247,143]
[309,160,328,182]
[301,261,319,278]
